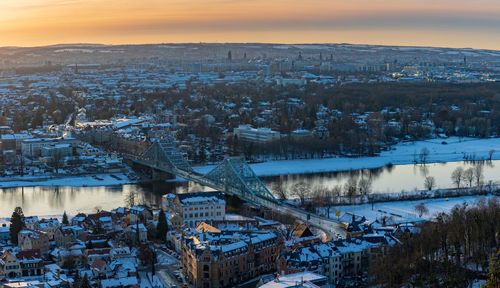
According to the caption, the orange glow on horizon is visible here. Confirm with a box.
[1,0,499,49]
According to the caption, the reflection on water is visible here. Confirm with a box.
[1,160,499,217]
[262,160,499,195]
[0,181,213,217]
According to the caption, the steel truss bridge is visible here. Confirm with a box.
[126,135,343,238]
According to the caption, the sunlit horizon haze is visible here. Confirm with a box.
[1,0,500,50]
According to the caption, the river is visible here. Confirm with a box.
[1,160,499,217]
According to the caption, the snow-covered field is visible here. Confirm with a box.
[1,137,499,188]
[322,195,497,224]
[193,137,500,177]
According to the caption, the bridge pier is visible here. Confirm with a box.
[125,159,175,182]
[151,167,175,181]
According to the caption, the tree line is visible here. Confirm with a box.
[370,198,500,287]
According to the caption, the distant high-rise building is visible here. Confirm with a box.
[227,50,232,62]
[298,51,303,61]
[319,52,323,61]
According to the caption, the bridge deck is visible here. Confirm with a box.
[125,145,345,239]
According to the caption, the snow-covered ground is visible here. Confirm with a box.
[1,137,499,188]
[194,137,500,177]
[0,173,134,188]
[139,272,165,288]
[321,195,497,224]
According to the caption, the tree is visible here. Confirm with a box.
[73,272,81,287]
[62,211,69,225]
[156,209,168,241]
[464,167,474,187]
[62,256,75,270]
[486,249,500,288]
[370,199,500,287]
[451,167,465,189]
[488,149,495,161]
[9,207,24,245]
[272,180,288,200]
[332,185,342,203]
[50,150,63,174]
[17,154,25,176]
[358,178,372,197]
[125,191,137,208]
[292,182,310,206]
[344,176,358,203]
[424,176,436,191]
[414,203,429,217]
[473,163,484,188]
[80,274,90,288]
[419,147,430,164]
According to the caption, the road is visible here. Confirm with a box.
[153,245,190,288]
[129,156,346,240]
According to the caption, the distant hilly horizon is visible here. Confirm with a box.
[1,42,498,52]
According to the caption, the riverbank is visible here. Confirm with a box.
[321,194,498,224]
[0,172,135,188]
[193,137,500,177]
[1,137,499,189]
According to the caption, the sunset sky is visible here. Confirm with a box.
[1,0,499,49]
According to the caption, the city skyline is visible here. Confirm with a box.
[1,0,500,50]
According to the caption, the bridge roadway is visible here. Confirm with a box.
[129,156,345,240]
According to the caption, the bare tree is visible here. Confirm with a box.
[125,190,137,208]
[50,151,63,174]
[451,167,465,189]
[271,180,288,200]
[17,154,25,176]
[311,185,329,211]
[464,167,474,188]
[488,149,495,161]
[424,176,436,191]
[332,185,342,204]
[322,187,336,218]
[473,164,484,188]
[344,177,358,203]
[414,203,429,218]
[292,182,310,206]
[358,178,372,197]
[486,180,494,193]
[419,147,430,165]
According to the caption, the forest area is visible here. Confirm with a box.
[369,198,500,287]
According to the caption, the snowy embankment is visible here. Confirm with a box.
[2,137,499,188]
[321,195,497,224]
[193,137,500,177]
[0,173,134,189]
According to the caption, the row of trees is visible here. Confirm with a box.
[370,198,500,287]
[451,164,486,190]
[272,176,373,213]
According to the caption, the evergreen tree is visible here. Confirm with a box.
[9,207,24,245]
[62,211,69,225]
[73,272,81,287]
[80,274,90,288]
[156,209,168,241]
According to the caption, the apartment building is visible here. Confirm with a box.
[182,231,283,288]
[163,192,226,228]
[233,125,281,143]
